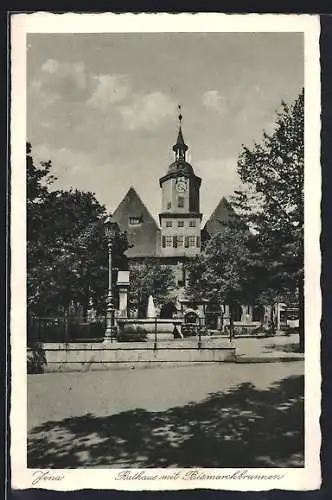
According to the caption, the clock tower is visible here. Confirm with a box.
[159,109,202,258]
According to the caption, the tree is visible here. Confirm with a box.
[232,89,304,349]
[128,259,176,318]
[186,225,252,336]
[27,142,57,314]
[27,143,128,317]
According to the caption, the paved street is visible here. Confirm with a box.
[28,360,304,468]
[233,333,304,360]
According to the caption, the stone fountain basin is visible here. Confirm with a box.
[117,318,183,341]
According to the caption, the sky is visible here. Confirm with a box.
[27,32,304,224]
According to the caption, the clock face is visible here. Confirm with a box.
[176,180,187,193]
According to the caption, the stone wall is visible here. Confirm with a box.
[32,340,236,372]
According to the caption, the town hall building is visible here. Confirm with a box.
[112,112,296,330]
[112,112,234,289]
[111,111,261,326]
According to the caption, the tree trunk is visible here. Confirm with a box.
[82,299,88,322]
[298,278,305,352]
[82,288,89,322]
[270,305,276,335]
[229,300,234,341]
[138,294,146,318]
[64,308,69,343]
[219,303,224,332]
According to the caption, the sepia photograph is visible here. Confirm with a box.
[10,13,321,491]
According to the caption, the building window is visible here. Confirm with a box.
[166,236,172,247]
[178,220,184,227]
[129,216,142,225]
[178,196,184,208]
[189,220,196,227]
[167,201,171,209]
[189,236,196,247]
[196,236,200,247]
[177,235,184,247]
[166,220,172,227]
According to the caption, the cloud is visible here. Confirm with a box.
[30,59,175,134]
[41,58,59,74]
[29,59,89,111]
[120,91,176,130]
[202,90,227,114]
[30,143,140,212]
[33,144,94,177]
[29,78,60,109]
[87,74,130,109]
[41,59,88,90]
[31,59,131,116]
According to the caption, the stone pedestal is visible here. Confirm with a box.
[116,271,130,318]
[118,287,129,317]
[223,304,230,327]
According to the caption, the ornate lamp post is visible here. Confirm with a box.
[104,215,117,341]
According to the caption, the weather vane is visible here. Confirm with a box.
[178,104,183,124]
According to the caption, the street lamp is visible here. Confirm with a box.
[104,214,118,341]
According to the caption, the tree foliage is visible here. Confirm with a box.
[232,89,304,346]
[186,90,304,342]
[232,89,304,290]
[27,143,128,317]
[186,225,252,318]
[128,259,176,318]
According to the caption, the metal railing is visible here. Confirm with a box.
[28,315,106,344]
[116,316,209,350]
[29,314,267,347]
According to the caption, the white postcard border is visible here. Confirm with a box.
[10,12,321,492]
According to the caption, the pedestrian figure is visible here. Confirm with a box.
[173,324,183,339]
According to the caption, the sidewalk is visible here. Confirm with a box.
[233,333,304,363]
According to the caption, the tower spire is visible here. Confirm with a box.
[173,105,188,161]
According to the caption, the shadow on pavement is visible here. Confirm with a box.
[28,375,304,469]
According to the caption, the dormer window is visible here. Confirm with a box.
[129,216,143,226]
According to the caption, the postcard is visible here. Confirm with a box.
[10,12,321,491]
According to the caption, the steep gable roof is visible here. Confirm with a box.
[112,187,159,258]
[203,196,236,239]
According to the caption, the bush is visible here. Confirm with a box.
[27,343,47,374]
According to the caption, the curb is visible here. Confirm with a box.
[235,355,304,363]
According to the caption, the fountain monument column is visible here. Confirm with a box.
[116,271,130,318]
